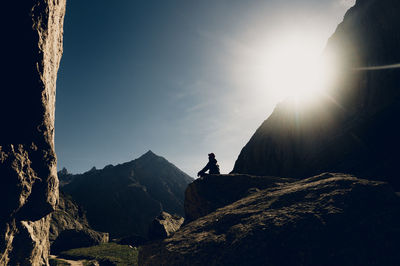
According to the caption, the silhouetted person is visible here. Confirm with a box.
[197,153,220,177]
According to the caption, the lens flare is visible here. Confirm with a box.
[354,63,400,71]
[264,35,335,103]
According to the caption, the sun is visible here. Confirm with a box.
[263,34,334,103]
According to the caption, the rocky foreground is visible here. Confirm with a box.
[184,174,295,222]
[140,173,400,266]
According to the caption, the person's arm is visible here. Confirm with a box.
[197,162,211,176]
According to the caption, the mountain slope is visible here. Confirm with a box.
[50,192,108,253]
[140,173,400,265]
[233,0,400,189]
[62,151,193,238]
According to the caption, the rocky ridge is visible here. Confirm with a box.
[184,174,295,222]
[140,173,400,265]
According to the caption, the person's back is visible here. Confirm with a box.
[198,153,220,177]
[208,157,220,174]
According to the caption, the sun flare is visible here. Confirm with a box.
[237,32,337,106]
[264,35,334,103]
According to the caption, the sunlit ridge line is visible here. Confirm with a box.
[354,63,400,71]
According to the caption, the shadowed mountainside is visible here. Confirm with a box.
[50,192,108,254]
[140,173,400,266]
[232,0,400,189]
[62,151,193,238]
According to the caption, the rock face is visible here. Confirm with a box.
[232,0,400,189]
[184,174,295,222]
[139,173,400,266]
[62,151,193,238]
[148,212,184,241]
[0,1,66,265]
[49,193,108,254]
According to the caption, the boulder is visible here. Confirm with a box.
[184,174,295,222]
[0,1,66,265]
[51,229,108,254]
[148,212,184,241]
[139,173,400,266]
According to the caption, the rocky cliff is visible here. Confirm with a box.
[232,0,400,189]
[0,1,65,265]
[62,151,193,238]
[140,173,400,265]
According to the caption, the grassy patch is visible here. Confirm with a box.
[59,243,138,266]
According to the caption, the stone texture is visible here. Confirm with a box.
[184,174,295,222]
[139,173,400,266]
[0,1,66,265]
[148,212,184,241]
[232,0,400,189]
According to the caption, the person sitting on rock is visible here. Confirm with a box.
[197,153,220,177]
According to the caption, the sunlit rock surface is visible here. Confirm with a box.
[185,174,295,222]
[0,1,65,265]
[232,0,400,189]
[140,173,400,266]
[148,212,184,241]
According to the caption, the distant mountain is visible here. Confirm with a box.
[233,0,400,189]
[58,167,76,187]
[61,151,193,238]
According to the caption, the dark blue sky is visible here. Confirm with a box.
[55,0,354,177]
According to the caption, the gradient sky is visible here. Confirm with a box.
[55,0,355,177]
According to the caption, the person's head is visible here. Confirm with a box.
[208,153,215,159]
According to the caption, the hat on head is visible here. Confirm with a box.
[208,153,215,158]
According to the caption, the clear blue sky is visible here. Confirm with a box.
[55,0,355,177]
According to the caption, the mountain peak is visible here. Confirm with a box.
[62,150,193,238]
[138,150,159,160]
[145,150,155,156]
[59,167,69,175]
